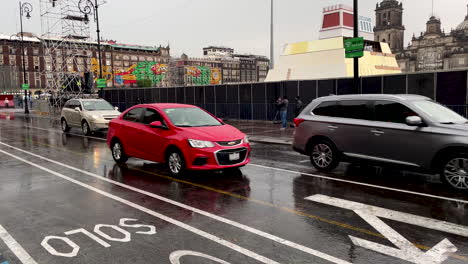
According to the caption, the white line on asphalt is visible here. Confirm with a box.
[0,149,280,264]
[0,123,106,141]
[0,225,38,264]
[306,195,460,264]
[306,194,468,238]
[0,141,351,264]
[249,164,468,204]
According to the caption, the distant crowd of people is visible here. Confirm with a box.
[273,96,304,130]
[2,95,35,109]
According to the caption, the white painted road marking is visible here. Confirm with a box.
[306,194,463,264]
[0,141,352,264]
[0,149,280,264]
[169,250,231,264]
[251,164,468,204]
[0,225,38,264]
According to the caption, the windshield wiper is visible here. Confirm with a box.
[440,122,456,125]
[177,125,193,127]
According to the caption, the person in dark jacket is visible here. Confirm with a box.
[279,96,289,130]
[294,96,304,117]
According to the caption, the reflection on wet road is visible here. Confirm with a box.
[0,115,467,264]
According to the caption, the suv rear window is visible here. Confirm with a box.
[313,100,372,120]
[313,101,337,117]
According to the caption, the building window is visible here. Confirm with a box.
[33,48,39,55]
[105,53,111,59]
[459,58,465,65]
[123,55,129,60]
[106,60,111,66]
[124,61,130,67]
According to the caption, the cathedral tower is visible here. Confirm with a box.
[374,0,405,52]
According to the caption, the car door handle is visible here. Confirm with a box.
[371,129,385,135]
[328,125,338,130]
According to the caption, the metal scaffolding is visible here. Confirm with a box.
[39,0,94,113]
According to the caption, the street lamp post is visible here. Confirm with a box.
[19,1,32,114]
[78,0,103,95]
[353,0,360,92]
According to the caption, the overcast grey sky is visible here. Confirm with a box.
[2,0,467,61]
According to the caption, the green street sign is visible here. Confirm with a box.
[344,37,365,58]
[22,83,30,90]
[97,79,107,88]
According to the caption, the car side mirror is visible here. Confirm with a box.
[114,106,119,111]
[149,121,167,129]
[74,107,81,112]
[406,116,423,126]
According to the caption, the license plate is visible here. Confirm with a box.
[229,152,240,161]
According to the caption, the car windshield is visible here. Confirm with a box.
[163,107,222,127]
[412,100,466,124]
[82,101,115,111]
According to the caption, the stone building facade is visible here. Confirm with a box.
[374,0,405,52]
[375,0,468,73]
[0,33,170,93]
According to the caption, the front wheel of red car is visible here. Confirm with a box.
[167,150,185,176]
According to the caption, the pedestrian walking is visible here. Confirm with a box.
[4,97,9,108]
[279,96,289,130]
[273,97,282,124]
[294,96,304,117]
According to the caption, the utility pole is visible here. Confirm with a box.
[19,1,32,114]
[353,0,360,92]
[270,0,274,70]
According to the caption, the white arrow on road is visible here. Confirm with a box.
[306,194,461,264]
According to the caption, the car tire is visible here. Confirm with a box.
[61,118,71,132]
[439,153,468,190]
[309,139,340,172]
[82,121,91,136]
[167,149,185,177]
[111,140,128,164]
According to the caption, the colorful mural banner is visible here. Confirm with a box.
[91,58,113,82]
[114,62,167,85]
[187,66,221,85]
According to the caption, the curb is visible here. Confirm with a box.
[249,136,292,146]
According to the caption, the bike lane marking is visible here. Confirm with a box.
[306,194,467,264]
[0,141,352,264]
[0,225,37,264]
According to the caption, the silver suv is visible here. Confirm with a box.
[293,94,468,190]
[61,99,120,135]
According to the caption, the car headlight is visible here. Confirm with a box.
[188,139,215,148]
[244,136,250,143]
[91,115,101,120]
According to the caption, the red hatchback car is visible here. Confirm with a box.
[107,104,251,175]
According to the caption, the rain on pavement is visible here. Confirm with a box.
[0,114,467,264]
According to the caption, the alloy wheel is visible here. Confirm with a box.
[169,153,182,174]
[113,142,122,160]
[312,144,333,168]
[443,158,468,190]
[83,122,89,135]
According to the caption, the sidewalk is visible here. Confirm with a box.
[226,120,293,145]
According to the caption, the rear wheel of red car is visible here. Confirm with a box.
[112,140,128,164]
[167,150,185,176]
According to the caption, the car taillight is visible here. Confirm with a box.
[293,118,305,127]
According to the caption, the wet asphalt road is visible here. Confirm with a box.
[0,114,468,264]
